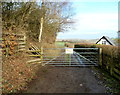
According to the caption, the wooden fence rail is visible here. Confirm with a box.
[1,33,26,56]
[100,52,120,80]
[26,45,43,63]
[90,48,120,80]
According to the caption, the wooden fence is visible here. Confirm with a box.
[100,49,120,80]
[17,34,26,51]
[0,33,26,57]
[26,44,43,64]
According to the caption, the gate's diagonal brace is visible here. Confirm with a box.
[44,52,65,65]
[73,52,84,65]
[74,51,97,65]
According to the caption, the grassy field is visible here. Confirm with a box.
[55,41,65,47]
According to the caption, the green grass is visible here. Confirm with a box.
[55,41,65,47]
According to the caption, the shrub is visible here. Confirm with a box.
[65,43,74,48]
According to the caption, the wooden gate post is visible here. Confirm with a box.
[40,47,43,60]
[41,47,44,66]
[99,48,102,66]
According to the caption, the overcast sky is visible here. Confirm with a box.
[57,0,119,39]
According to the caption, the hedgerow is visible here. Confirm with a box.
[74,43,120,80]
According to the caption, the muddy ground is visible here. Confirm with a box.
[25,66,106,93]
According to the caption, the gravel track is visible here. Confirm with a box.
[26,66,106,93]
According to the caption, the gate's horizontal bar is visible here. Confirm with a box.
[42,53,99,57]
[46,65,98,66]
[42,53,98,55]
[43,56,64,58]
[78,52,98,54]
[42,60,98,62]
[43,63,97,65]
[42,62,98,64]
[42,58,98,60]
[42,53,63,55]
[81,58,98,61]
[85,55,98,56]
[42,55,98,57]
[42,59,98,61]
[43,48,99,50]
[42,55,74,57]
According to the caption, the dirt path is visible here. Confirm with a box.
[26,66,106,93]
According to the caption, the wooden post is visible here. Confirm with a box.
[99,48,102,66]
[110,56,114,76]
[110,66,113,75]
[40,47,43,60]
[24,33,26,51]
[41,47,44,66]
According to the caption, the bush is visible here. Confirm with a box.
[65,43,74,48]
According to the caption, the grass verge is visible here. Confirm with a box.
[92,66,120,94]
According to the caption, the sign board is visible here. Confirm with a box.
[65,48,73,54]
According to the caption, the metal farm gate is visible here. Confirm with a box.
[41,48,100,67]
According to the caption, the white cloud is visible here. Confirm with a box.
[57,12,118,39]
[73,13,118,33]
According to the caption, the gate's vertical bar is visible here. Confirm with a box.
[69,54,71,66]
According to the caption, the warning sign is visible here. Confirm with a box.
[65,48,73,54]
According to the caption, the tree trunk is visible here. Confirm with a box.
[39,17,43,42]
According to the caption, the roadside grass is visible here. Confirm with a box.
[92,67,120,94]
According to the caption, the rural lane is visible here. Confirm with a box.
[26,66,106,93]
